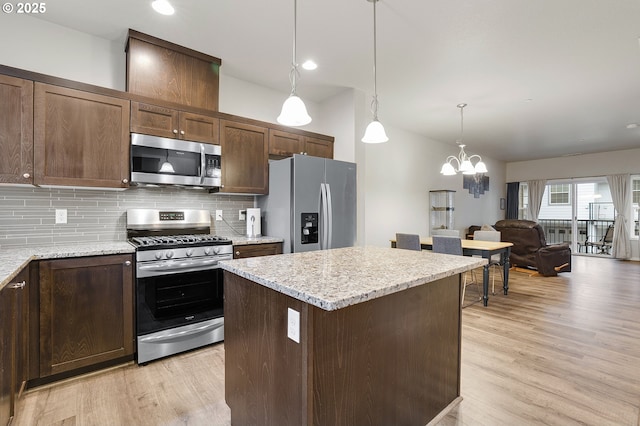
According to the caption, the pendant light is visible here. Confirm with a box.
[277,0,312,127]
[362,0,388,143]
[440,103,487,175]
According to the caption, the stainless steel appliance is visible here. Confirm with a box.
[126,208,231,364]
[130,133,221,188]
[258,154,357,253]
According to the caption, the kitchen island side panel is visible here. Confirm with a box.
[224,271,307,426]
[311,274,461,426]
[224,271,462,426]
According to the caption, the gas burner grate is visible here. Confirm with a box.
[130,234,231,248]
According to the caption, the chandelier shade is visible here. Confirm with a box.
[441,104,487,175]
[277,0,311,127]
[361,0,388,144]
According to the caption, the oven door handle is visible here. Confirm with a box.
[138,320,224,344]
[137,257,230,276]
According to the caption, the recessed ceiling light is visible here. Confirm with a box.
[301,60,317,71]
[524,98,533,102]
[152,0,174,15]
[626,123,638,129]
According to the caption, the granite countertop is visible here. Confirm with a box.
[230,236,284,246]
[220,246,487,311]
[0,242,136,291]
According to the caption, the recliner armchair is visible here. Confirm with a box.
[494,219,571,276]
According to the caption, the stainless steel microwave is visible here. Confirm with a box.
[130,133,221,188]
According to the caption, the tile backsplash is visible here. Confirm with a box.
[0,186,254,248]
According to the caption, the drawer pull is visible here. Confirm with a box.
[8,280,26,289]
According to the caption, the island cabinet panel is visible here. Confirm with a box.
[224,272,462,426]
[219,120,269,194]
[130,101,219,144]
[33,83,130,188]
[37,255,134,378]
[233,242,283,259]
[0,75,34,184]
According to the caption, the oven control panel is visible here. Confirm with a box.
[159,211,185,221]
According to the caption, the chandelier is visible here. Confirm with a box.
[440,103,487,175]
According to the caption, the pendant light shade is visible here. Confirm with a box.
[362,0,388,143]
[277,95,311,127]
[441,104,487,175]
[277,0,312,127]
[362,120,388,143]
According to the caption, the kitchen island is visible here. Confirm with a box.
[220,246,486,426]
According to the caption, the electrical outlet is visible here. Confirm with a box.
[287,308,300,343]
[55,209,67,224]
[239,210,246,220]
[215,210,223,221]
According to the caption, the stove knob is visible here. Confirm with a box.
[186,249,194,257]
[165,251,174,259]
[155,252,163,260]
[213,247,220,254]
[204,247,212,255]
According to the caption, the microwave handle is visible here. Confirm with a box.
[200,143,206,184]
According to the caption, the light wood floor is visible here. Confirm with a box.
[13,256,640,426]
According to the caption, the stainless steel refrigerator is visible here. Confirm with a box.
[258,154,357,253]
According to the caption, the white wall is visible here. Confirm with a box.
[506,148,640,182]
[0,15,125,90]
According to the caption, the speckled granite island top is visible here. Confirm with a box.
[229,236,284,245]
[220,245,486,311]
[0,242,135,290]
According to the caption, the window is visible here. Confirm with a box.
[518,183,528,219]
[548,184,570,205]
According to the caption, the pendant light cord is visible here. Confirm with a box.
[289,0,299,96]
[370,0,380,120]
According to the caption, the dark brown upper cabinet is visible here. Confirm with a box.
[269,129,334,159]
[126,30,221,112]
[34,83,130,188]
[0,75,34,184]
[220,120,269,194]
[131,101,219,144]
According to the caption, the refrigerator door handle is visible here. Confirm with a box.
[326,183,333,249]
[320,183,329,249]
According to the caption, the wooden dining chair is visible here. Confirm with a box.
[432,236,480,307]
[395,233,421,251]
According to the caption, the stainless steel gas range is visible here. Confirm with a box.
[127,208,232,364]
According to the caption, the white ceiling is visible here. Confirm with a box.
[33,0,640,162]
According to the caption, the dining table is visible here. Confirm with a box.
[391,237,513,306]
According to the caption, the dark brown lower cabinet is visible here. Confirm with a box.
[36,255,134,378]
[0,267,28,426]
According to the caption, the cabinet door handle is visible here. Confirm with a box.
[122,178,129,184]
[125,261,132,266]
[23,173,31,179]
[7,280,26,289]
[173,129,179,134]
[235,251,240,256]
[180,130,185,135]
